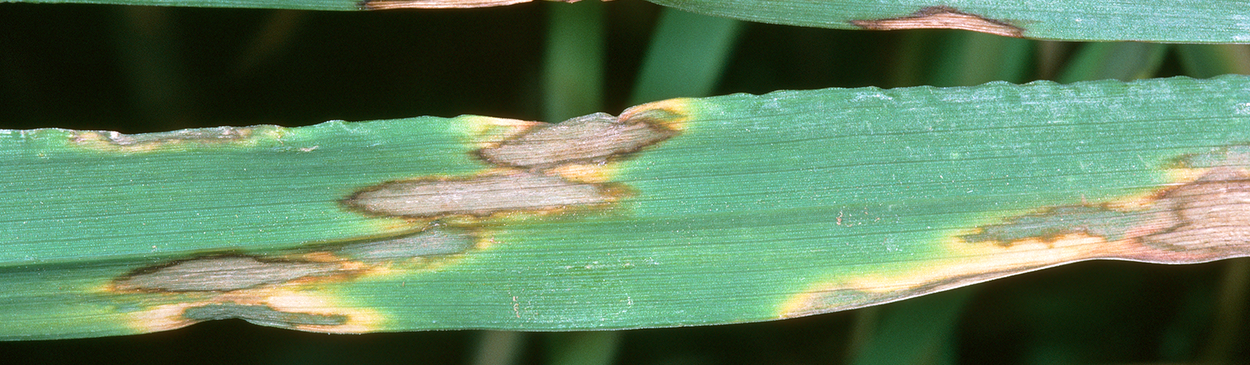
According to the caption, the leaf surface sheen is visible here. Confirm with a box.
[4,76,1250,340]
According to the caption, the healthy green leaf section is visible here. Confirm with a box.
[5,76,1250,340]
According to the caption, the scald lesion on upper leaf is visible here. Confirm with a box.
[850,6,1024,38]
[357,0,580,10]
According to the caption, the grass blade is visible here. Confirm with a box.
[1176,45,1250,78]
[646,0,1250,43]
[544,0,605,121]
[5,0,1248,43]
[630,8,743,104]
[6,76,1250,340]
[1057,42,1167,83]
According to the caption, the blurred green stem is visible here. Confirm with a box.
[846,289,973,365]
[1200,259,1250,364]
[630,8,742,104]
[928,32,1032,87]
[472,331,528,365]
[1176,44,1250,77]
[1057,42,1167,83]
[543,0,605,121]
[545,332,621,365]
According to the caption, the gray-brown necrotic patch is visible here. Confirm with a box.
[115,256,342,292]
[850,6,1023,38]
[71,125,279,147]
[342,172,612,218]
[959,206,1154,245]
[335,228,476,261]
[1143,171,1250,252]
[182,303,348,327]
[479,112,676,168]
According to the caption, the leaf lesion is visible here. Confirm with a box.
[357,0,579,10]
[850,6,1024,38]
[342,109,681,221]
[961,147,1250,263]
[782,145,1250,319]
[103,107,689,334]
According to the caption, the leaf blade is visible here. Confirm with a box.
[6,76,1250,340]
[646,0,1250,43]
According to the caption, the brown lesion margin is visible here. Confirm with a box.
[850,6,1024,38]
[782,262,1056,318]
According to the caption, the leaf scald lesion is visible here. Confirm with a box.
[478,112,678,169]
[69,125,285,152]
[778,233,1116,318]
[1139,168,1250,256]
[108,227,478,333]
[960,153,1250,263]
[112,106,688,335]
[459,116,544,150]
[1169,145,1250,169]
[333,227,477,261]
[113,256,348,292]
[850,6,1024,38]
[357,0,580,10]
[343,108,684,221]
[619,98,693,132]
[781,145,1250,319]
[112,227,481,293]
[128,289,383,334]
[342,171,618,219]
[959,206,1161,246]
[181,303,349,327]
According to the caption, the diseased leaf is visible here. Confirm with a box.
[4,0,1247,43]
[646,0,1250,43]
[3,0,564,10]
[5,76,1250,340]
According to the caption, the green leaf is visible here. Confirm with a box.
[646,0,1250,43]
[2,0,539,11]
[6,75,1250,340]
[7,0,1249,43]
